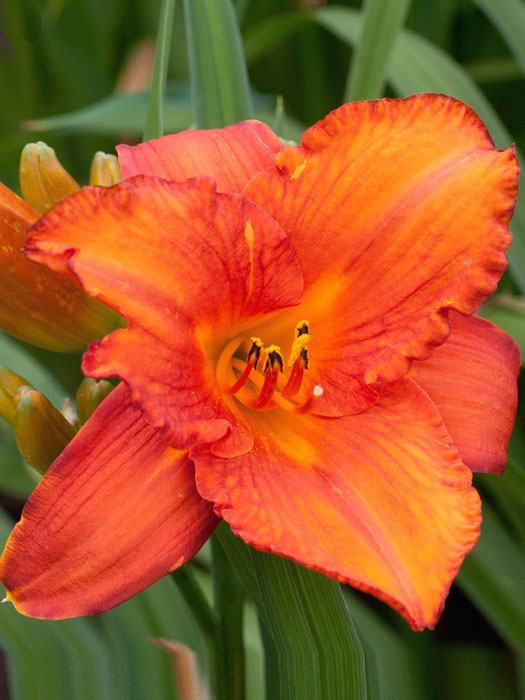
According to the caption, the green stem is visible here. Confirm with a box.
[211,535,246,700]
[170,567,222,696]
[143,0,176,141]
[171,556,245,699]
[170,567,217,644]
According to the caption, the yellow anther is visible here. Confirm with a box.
[296,320,310,335]
[264,345,284,373]
[288,333,312,367]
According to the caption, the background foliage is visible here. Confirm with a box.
[1,0,525,697]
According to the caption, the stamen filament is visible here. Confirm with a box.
[249,368,279,410]
[281,359,304,399]
[224,360,255,395]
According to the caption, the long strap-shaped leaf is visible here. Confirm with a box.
[183,0,253,128]
[472,0,525,75]
[144,0,177,140]
[316,6,525,292]
[345,0,411,101]
[216,524,372,700]
[457,502,525,651]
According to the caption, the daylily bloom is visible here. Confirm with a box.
[0,144,118,351]
[0,95,520,630]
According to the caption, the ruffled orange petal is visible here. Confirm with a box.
[411,311,520,474]
[193,378,481,630]
[0,384,217,619]
[117,120,283,193]
[0,183,116,351]
[244,95,518,416]
[26,176,303,449]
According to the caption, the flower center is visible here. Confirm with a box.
[216,321,323,413]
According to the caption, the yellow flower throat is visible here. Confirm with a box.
[216,321,323,413]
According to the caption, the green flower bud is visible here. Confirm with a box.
[75,378,114,425]
[14,387,76,474]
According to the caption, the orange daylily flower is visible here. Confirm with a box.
[0,96,520,630]
[0,144,118,351]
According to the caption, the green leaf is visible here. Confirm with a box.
[24,87,195,136]
[456,502,525,651]
[481,296,525,360]
[0,422,35,497]
[479,459,525,545]
[183,0,253,128]
[472,0,525,75]
[144,0,177,141]
[243,10,314,65]
[435,644,515,700]
[0,333,72,496]
[316,6,525,292]
[344,589,434,698]
[0,509,205,699]
[0,509,116,700]
[345,0,412,101]
[0,332,67,407]
[216,523,372,700]
[23,86,304,141]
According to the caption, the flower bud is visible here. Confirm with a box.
[20,142,79,214]
[14,387,76,474]
[89,152,122,187]
[76,378,113,425]
[0,367,32,424]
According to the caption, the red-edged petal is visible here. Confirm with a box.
[244,95,519,416]
[193,378,481,630]
[0,183,116,351]
[117,120,283,193]
[26,176,303,449]
[411,311,520,474]
[0,384,217,619]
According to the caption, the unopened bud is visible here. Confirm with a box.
[14,387,75,474]
[0,367,33,424]
[20,142,79,213]
[76,378,113,425]
[89,152,122,187]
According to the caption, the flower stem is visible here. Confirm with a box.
[211,534,246,700]
[171,566,217,643]
[171,552,246,699]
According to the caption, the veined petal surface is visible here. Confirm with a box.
[411,311,520,474]
[0,183,116,351]
[245,95,518,415]
[0,384,217,619]
[27,176,303,448]
[117,120,283,192]
[193,378,481,631]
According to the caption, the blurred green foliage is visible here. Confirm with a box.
[1,0,525,698]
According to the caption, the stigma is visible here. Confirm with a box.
[218,321,322,413]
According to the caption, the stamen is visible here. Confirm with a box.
[283,320,311,398]
[249,345,283,410]
[296,320,310,336]
[282,349,307,398]
[224,337,263,395]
